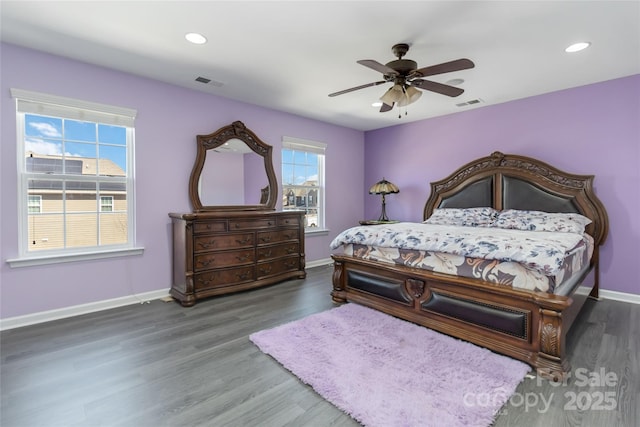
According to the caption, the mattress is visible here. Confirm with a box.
[332,222,594,294]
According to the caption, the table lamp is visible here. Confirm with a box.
[369,178,400,222]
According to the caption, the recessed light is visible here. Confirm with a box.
[185,33,207,45]
[446,78,465,86]
[565,42,590,53]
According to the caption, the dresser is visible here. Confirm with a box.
[169,210,306,306]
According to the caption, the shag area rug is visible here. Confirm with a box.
[250,303,531,427]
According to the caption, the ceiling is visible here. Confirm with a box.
[1,1,639,131]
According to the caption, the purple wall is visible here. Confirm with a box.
[0,43,364,319]
[364,74,640,295]
[1,42,637,321]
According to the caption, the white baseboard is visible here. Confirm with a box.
[4,264,632,331]
[0,289,170,331]
[0,261,336,331]
[599,289,640,304]
[306,258,334,269]
[0,262,336,331]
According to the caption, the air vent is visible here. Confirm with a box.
[456,99,483,107]
[195,76,224,87]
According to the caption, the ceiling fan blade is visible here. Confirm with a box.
[380,102,394,112]
[411,79,465,97]
[357,59,399,76]
[328,80,387,97]
[409,58,475,78]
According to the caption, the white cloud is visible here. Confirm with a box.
[29,122,61,137]
[25,138,62,155]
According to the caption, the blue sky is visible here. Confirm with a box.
[282,149,318,185]
[25,114,127,172]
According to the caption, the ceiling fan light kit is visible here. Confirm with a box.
[380,85,403,105]
[397,86,422,107]
[329,43,474,116]
[380,84,422,107]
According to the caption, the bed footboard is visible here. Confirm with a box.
[331,254,596,379]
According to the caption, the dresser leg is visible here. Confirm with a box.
[169,289,196,307]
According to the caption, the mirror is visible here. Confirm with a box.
[189,121,277,211]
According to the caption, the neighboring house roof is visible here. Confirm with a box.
[26,152,126,192]
[285,187,318,197]
[26,152,125,176]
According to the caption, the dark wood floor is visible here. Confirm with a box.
[1,265,638,427]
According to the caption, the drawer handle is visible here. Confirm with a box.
[285,260,297,268]
[200,276,216,286]
[200,258,214,267]
[260,236,272,243]
[286,247,295,254]
[235,237,251,244]
[236,271,251,280]
[259,265,272,275]
[284,233,294,239]
[236,254,250,261]
[261,249,273,257]
[198,241,215,249]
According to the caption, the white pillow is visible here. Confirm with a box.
[493,209,592,234]
[424,207,499,227]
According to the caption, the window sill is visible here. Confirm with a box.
[305,228,330,236]
[6,247,145,268]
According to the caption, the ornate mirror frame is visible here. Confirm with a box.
[189,121,277,211]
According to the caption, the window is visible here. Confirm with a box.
[100,196,114,212]
[281,136,326,230]
[9,89,140,266]
[28,195,42,214]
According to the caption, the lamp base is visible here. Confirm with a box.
[378,194,390,222]
[360,219,400,226]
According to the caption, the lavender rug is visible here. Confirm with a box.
[250,303,530,427]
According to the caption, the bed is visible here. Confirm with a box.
[330,151,609,379]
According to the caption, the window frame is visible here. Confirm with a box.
[7,89,143,268]
[281,136,327,233]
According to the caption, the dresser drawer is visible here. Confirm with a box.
[194,248,254,271]
[277,215,301,227]
[194,232,254,252]
[194,266,255,290]
[229,218,276,230]
[193,221,227,234]
[257,257,301,279]
[256,243,299,261]
[256,229,300,245]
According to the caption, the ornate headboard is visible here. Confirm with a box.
[423,151,609,247]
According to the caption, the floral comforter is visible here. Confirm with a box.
[330,222,593,293]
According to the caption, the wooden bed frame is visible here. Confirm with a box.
[331,151,609,378]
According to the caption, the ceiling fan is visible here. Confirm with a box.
[329,43,474,113]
